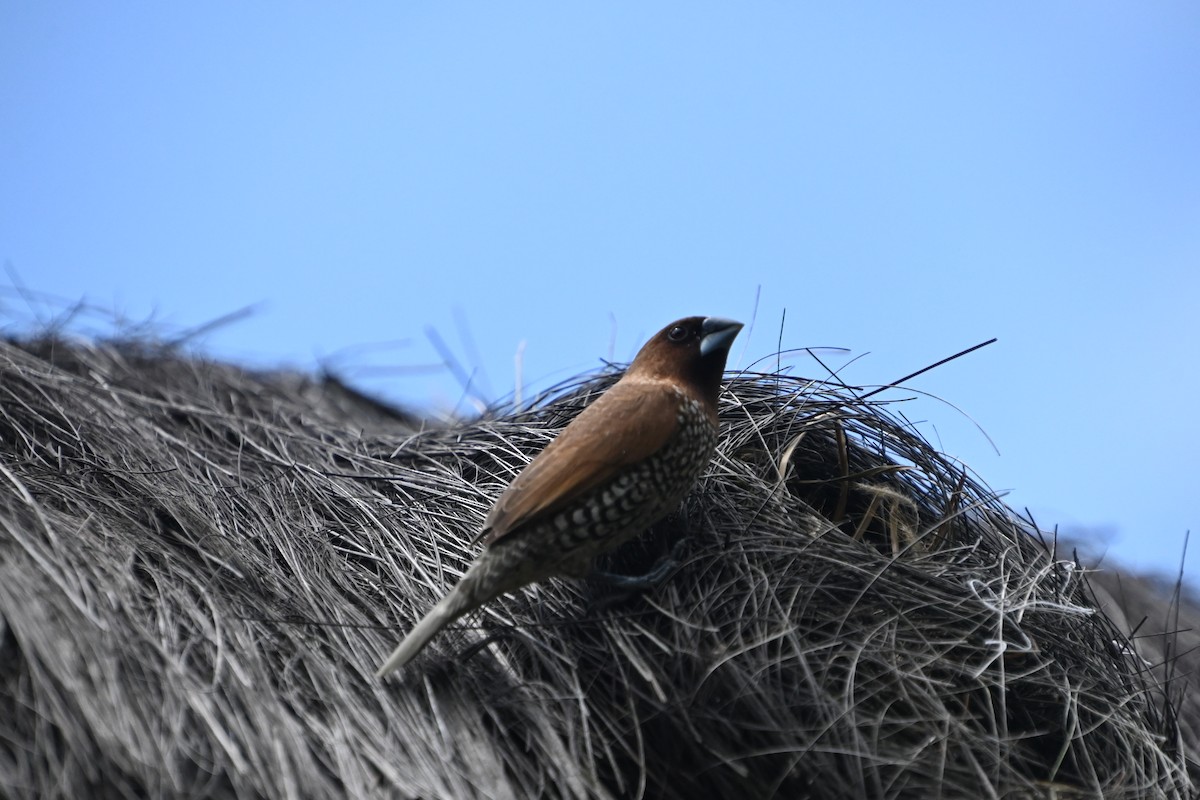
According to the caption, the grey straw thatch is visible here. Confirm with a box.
[0,335,1194,799]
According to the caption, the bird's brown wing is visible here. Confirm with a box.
[480,380,680,545]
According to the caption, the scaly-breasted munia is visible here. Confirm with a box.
[375,316,742,677]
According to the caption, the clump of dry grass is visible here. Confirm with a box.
[0,335,1193,799]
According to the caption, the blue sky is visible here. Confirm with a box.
[3,4,1198,582]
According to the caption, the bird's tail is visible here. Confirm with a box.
[374,579,477,679]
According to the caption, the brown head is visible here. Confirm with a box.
[626,316,743,410]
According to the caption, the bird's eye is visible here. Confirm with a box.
[668,325,689,342]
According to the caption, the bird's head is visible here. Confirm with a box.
[627,316,743,407]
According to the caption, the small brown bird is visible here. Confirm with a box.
[375,316,742,677]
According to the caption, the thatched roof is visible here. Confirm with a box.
[0,335,1194,799]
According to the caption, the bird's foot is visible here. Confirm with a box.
[588,538,689,593]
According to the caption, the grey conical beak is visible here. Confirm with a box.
[699,317,744,358]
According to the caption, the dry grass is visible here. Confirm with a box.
[0,334,1193,799]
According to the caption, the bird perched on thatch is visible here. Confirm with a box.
[376,316,743,678]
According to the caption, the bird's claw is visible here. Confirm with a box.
[589,537,690,591]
